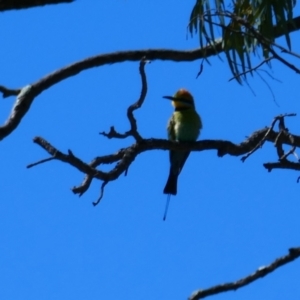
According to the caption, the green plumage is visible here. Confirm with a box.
[163,108,202,195]
[162,89,202,220]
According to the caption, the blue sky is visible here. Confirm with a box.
[1,1,300,299]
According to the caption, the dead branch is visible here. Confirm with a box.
[0,86,20,98]
[0,85,36,141]
[100,59,149,141]
[28,112,300,203]
[189,247,300,300]
[241,113,296,162]
[0,0,74,11]
[1,15,300,141]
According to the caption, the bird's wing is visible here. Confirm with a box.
[167,114,176,141]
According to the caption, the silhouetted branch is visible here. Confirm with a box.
[27,157,55,168]
[31,136,108,179]
[71,150,127,196]
[100,59,149,141]
[189,247,300,300]
[241,113,296,162]
[0,86,20,98]
[93,181,108,206]
[264,161,300,172]
[29,111,300,203]
[0,85,36,141]
[1,15,300,141]
[0,0,74,11]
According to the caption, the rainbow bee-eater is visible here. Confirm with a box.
[163,89,202,220]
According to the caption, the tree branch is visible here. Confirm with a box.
[189,247,300,300]
[100,59,149,142]
[0,85,35,141]
[1,16,300,141]
[0,0,74,11]
[241,113,296,162]
[28,113,300,202]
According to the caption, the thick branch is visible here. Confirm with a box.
[1,16,300,141]
[189,247,300,300]
[29,14,300,94]
[28,126,300,194]
[0,0,74,11]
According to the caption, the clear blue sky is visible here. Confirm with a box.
[1,1,300,299]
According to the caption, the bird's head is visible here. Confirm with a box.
[163,89,195,109]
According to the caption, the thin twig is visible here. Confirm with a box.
[264,161,300,172]
[228,57,273,82]
[1,14,300,141]
[30,114,300,203]
[0,85,20,98]
[71,150,126,196]
[100,58,149,141]
[241,113,296,162]
[93,181,108,206]
[27,157,55,168]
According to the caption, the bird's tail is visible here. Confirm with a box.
[163,169,178,195]
[163,194,171,221]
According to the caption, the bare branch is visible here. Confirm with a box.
[0,86,20,98]
[264,161,300,172]
[241,113,296,162]
[189,247,300,300]
[268,47,300,74]
[126,59,149,141]
[31,136,107,179]
[29,112,300,203]
[72,150,127,197]
[1,15,300,141]
[72,175,93,197]
[27,157,55,168]
[100,59,149,141]
[0,85,35,141]
[93,181,108,206]
[0,0,74,11]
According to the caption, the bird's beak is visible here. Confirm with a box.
[163,96,192,106]
[163,96,176,101]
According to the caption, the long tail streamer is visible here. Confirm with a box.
[163,195,171,221]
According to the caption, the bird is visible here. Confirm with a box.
[162,88,202,220]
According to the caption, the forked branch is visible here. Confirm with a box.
[1,15,300,141]
[28,113,300,204]
[100,58,149,142]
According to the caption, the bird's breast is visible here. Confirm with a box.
[173,111,201,141]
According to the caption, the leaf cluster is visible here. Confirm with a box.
[189,0,296,82]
